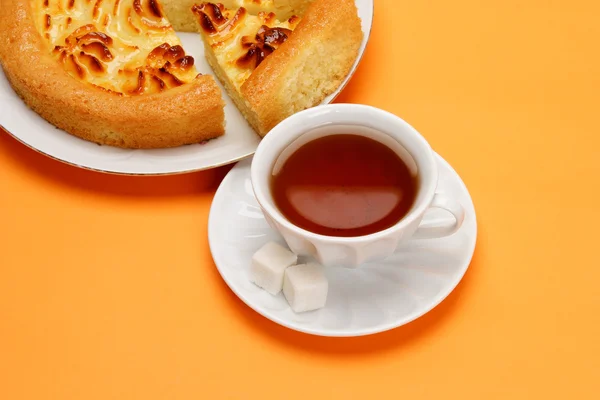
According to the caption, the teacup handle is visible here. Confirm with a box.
[413,193,466,239]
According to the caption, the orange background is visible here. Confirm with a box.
[1,0,599,398]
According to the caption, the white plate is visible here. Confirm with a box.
[208,154,477,337]
[0,1,373,175]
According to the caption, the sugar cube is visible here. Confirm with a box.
[283,263,328,313]
[250,242,298,295]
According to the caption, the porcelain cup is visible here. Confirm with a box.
[250,104,465,268]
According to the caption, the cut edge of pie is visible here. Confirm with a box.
[193,0,363,136]
[0,0,225,149]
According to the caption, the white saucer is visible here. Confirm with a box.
[0,0,373,175]
[208,154,477,337]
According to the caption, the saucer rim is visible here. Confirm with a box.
[208,152,477,337]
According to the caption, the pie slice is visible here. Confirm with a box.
[162,0,314,32]
[0,0,225,149]
[192,0,363,136]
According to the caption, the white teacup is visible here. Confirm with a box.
[250,104,465,268]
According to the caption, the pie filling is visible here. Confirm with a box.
[32,0,308,97]
[205,0,310,21]
[32,0,199,95]
[192,2,300,91]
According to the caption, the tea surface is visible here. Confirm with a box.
[271,134,417,237]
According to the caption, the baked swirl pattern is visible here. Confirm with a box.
[192,2,300,90]
[33,0,199,95]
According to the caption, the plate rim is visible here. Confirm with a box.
[0,0,375,176]
[207,153,478,337]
